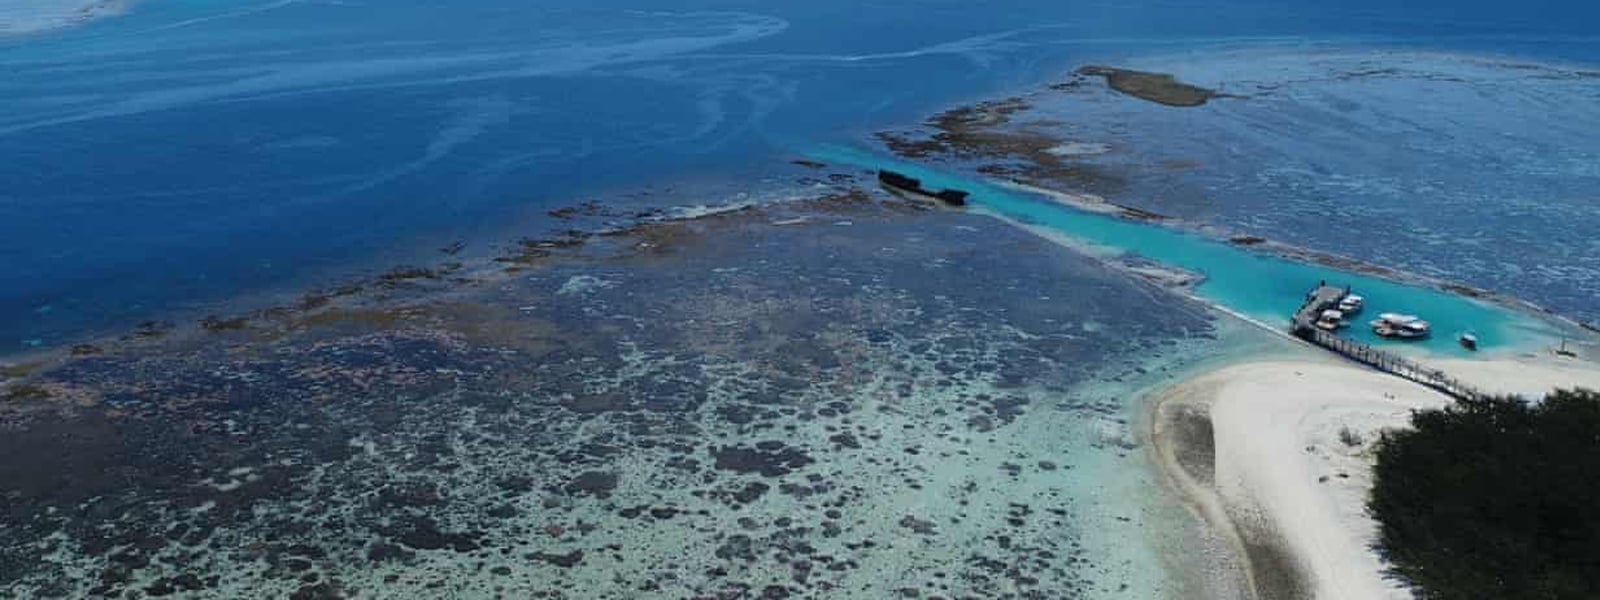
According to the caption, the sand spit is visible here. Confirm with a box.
[1150,353,1600,600]
[1424,352,1600,399]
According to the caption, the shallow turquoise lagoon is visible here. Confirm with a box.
[811,144,1556,356]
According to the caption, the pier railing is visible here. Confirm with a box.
[1297,328,1485,401]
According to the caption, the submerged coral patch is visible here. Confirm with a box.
[0,194,1217,598]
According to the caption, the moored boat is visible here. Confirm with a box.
[1371,312,1431,339]
[1337,293,1364,314]
[1459,332,1479,351]
[1314,309,1346,331]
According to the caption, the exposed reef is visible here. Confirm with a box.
[875,96,1128,199]
[1074,66,1228,107]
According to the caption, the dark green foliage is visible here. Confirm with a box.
[1369,388,1600,599]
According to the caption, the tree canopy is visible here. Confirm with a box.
[1369,388,1600,599]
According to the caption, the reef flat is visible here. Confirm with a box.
[1,186,1221,598]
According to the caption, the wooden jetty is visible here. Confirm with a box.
[1291,283,1351,333]
[1291,283,1485,401]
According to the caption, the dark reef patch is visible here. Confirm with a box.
[562,471,620,498]
[387,517,483,552]
[711,443,815,478]
[530,549,585,568]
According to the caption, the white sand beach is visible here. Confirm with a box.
[1151,352,1600,600]
[1425,354,1600,399]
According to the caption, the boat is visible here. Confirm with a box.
[1459,332,1479,351]
[1337,294,1364,314]
[1371,312,1431,339]
[877,170,969,207]
[1314,309,1346,331]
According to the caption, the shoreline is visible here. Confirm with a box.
[1146,351,1600,599]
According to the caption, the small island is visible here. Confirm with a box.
[1075,65,1225,107]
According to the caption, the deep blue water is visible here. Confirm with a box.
[3,0,1599,348]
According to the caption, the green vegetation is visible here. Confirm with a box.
[1369,389,1600,599]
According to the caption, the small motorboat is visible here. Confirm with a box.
[1337,294,1364,314]
[1371,312,1431,340]
[1314,309,1346,331]
[1459,332,1479,351]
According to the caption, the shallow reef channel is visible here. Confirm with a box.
[0,190,1226,599]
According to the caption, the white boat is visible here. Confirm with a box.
[1314,309,1346,331]
[1371,313,1431,339]
[1337,294,1364,314]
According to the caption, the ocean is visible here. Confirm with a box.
[4,0,1599,347]
[3,1,1599,597]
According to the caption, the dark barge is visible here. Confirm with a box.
[877,170,969,206]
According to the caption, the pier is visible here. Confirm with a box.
[1291,284,1485,401]
[1291,283,1351,333]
